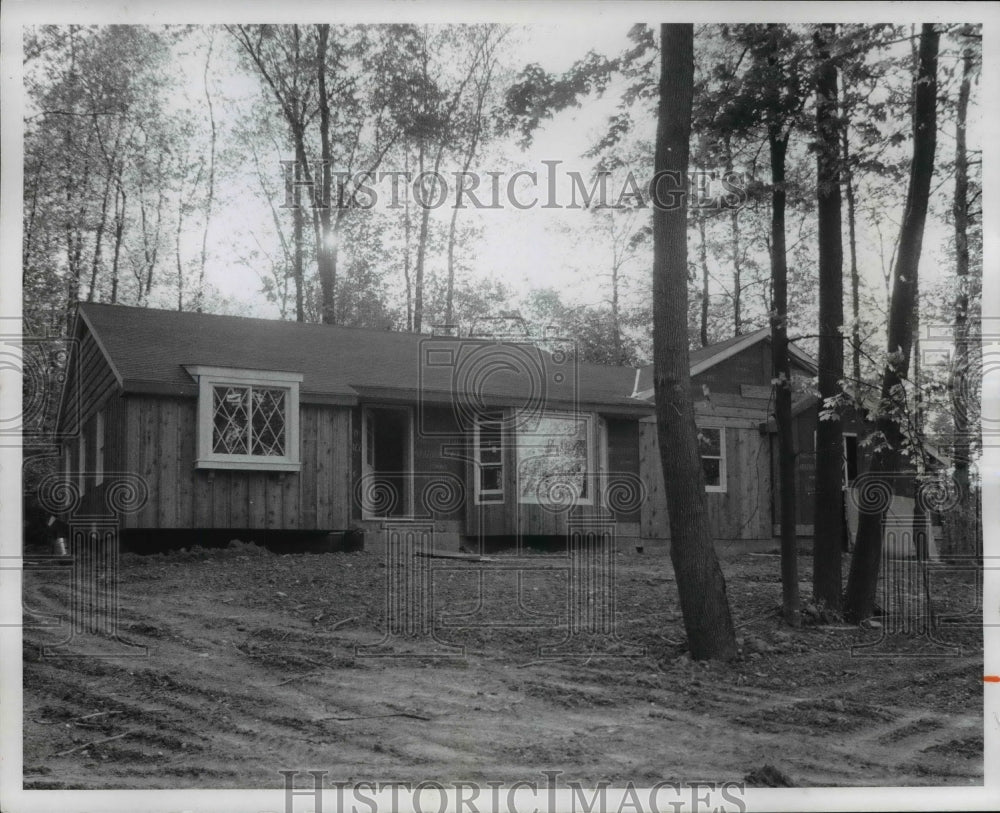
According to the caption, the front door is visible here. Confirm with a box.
[362,406,412,518]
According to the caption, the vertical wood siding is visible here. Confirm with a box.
[122,396,351,531]
[640,417,773,542]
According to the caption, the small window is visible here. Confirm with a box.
[474,412,504,504]
[95,410,105,486]
[698,426,726,493]
[186,366,302,471]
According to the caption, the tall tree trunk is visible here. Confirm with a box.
[724,136,742,335]
[445,76,487,327]
[316,24,336,324]
[653,23,737,661]
[844,24,939,622]
[291,131,313,323]
[413,143,431,333]
[841,108,862,390]
[812,23,845,611]
[769,125,800,626]
[947,42,974,558]
[293,203,305,323]
[197,33,217,314]
[111,186,125,304]
[761,25,800,626]
[88,171,113,302]
[175,193,186,311]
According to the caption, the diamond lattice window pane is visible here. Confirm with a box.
[213,386,250,454]
[250,388,286,456]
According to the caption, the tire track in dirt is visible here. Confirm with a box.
[21,548,984,788]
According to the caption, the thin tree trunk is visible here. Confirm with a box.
[197,33,217,314]
[724,137,742,336]
[947,42,974,557]
[88,171,113,302]
[841,107,862,390]
[413,142,431,333]
[653,23,737,661]
[291,130,314,323]
[761,24,800,626]
[175,194,186,311]
[293,201,304,322]
[111,186,125,304]
[698,213,710,347]
[446,57,492,327]
[316,24,336,324]
[769,125,800,627]
[611,255,624,363]
[813,23,845,611]
[844,24,939,622]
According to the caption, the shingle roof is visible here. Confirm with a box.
[77,303,650,414]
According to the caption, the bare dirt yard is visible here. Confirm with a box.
[21,542,983,789]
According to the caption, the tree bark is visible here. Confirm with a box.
[841,108,862,390]
[759,25,801,626]
[724,136,742,335]
[768,125,800,627]
[844,24,939,622]
[812,23,845,611]
[946,42,974,558]
[196,32,217,314]
[653,23,737,661]
[316,24,337,324]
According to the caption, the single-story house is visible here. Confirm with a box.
[53,305,941,555]
[55,303,652,552]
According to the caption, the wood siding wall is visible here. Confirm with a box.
[59,325,119,437]
[469,412,641,538]
[640,409,773,543]
[414,406,466,521]
[120,396,352,531]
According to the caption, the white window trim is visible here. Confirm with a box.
[473,411,505,505]
[699,425,727,493]
[95,410,105,486]
[516,411,596,506]
[185,365,302,472]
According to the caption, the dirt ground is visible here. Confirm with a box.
[21,541,984,789]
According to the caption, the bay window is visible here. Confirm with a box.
[185,366,302,471]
